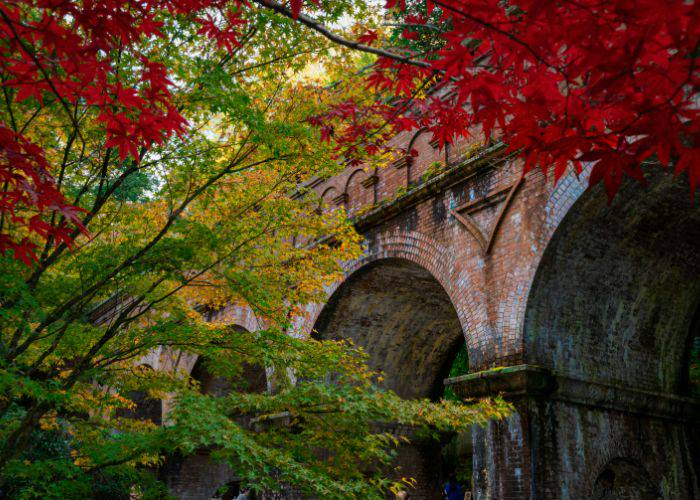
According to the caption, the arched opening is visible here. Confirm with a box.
[313,258,471,498]
[164,327,267,499]
[116,390,162,425]
[115,365,162,425]
[592,458,657,500]
[526,171,700,392]
[190,354,268,397]
[525,170,700,496]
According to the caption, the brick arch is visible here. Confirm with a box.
[500,165,601,354]
[541,165,592,239]
[314,258,464,400]
[487,166,590,351]
[405,127,439,185]
[406,126,428,152]
[483,168,700,500]
[523,169,700,393]
[591,457,658,499]
[319,185,339,213]
[538,399,694,498]
[163,322,268,499]
[116,363,163,425]
[344,167,373,215]
[296,230,488,379]
[164,319,268,422]
[176,314,264,377]
[188,325,268,395]
[301,241,472,499]
[206,303,265,337]
[136,347,167,371]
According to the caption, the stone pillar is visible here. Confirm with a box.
[471,408,531,499]
[448,365,552,499]
[372,422,446,499]
[391,441,444,499]
[446,365,700,499]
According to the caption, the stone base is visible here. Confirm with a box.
[445,365,700,499]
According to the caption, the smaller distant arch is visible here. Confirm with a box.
[115,364,162,425]
[317,186,339,213]
[344,167,375,214]
[404,127,444,186]
[406,126,429,153]
[189,355,267,397]
[591,458,658,500]
[162,327,268,498]
[343,168,367,193]
[320,185,337,200]
[187,324,268,396]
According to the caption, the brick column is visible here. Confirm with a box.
[447,365,552,499]
[446,365,700,499]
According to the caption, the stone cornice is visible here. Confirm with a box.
[445,364,700,423]
[332,192,348,206]
[391,155,411,170]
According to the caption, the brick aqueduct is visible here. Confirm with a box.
[143,128,700,498]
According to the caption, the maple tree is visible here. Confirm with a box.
[0,0,509,497]
[3,0,692,265]
[308,0,699,200]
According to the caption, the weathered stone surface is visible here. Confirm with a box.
[313,258,464,400]
[162,451,236,499]
[448,366,700,499]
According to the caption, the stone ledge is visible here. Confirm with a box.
[445,364,700,423]
[331,192,348,206]
[445,364,554,399]
[360,174,378,188]
[391,155,411,169]
[553,375,700,423]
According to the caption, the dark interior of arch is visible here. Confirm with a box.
[115,365,162,425]
[592,458,658,500]
[313,258,465,400]
[116,389,162,425]
[163,328,267,498]
[191,324,267,396]
[525,170,700,394]
[190,356,267,396]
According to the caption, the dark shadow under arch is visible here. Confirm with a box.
[312,258,471,498]
[313,258,465,400]
[523,170,700,498]
[115,365,162,425]
[592,458,658,500]
[525,170,700,394]
[190,355,267,397]
[163,327,267,499]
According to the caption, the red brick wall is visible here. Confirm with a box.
[159,127,700,498]
[294,131,700,499]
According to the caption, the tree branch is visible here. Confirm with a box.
[252,0,432,69]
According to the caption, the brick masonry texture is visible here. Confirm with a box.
[160,127,700,498]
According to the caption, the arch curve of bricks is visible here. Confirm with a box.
[296,230,488,359]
